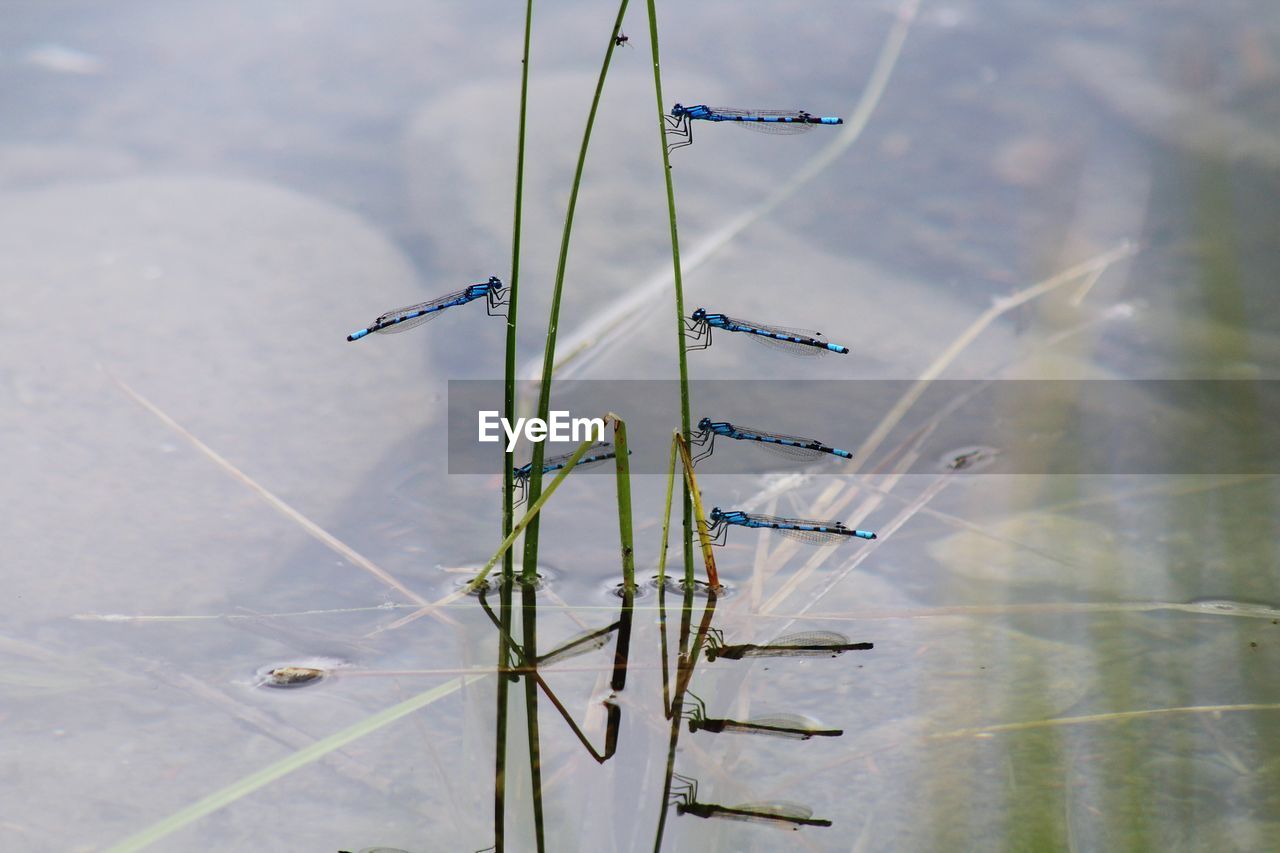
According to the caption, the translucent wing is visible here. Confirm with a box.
[733,122,817,136]
[703,801,820,826]
[730,630,861,656]
[540,441,617,472]
[372,286,475,334]
[536,624,617,666]
[776,527,853,544]
[724,315,834,358]
[725,713,832,738]
[751,442,828,461]
[767,630,852,647]
[709,107,814,119]
[708,107,820,135]
[728,425,835,461]
[732,802,815,821]
[747,513,854,544]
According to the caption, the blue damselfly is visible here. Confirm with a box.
[706,507,875,546]
[683,692,843,739]
[347,276,506,341]
[665,104,843,153]
[685,308,848,356]
[691,418,852,466]
[511,442,620,506]
[669,773,832,829]
[703,628,873,662]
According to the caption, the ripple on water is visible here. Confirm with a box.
[649,573,736,599]
[446,562,560,597]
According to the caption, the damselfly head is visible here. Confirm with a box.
[691,307,706,321]
[697,417,712,430]
[709,507,724,522]
[671,103,688,117]
[487,275,503,288]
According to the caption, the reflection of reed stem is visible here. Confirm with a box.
[653,586,717,852]
[520,0,631,584]
[520,585,545,852]
[493,578,514,852]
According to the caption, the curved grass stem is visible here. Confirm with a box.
[520,0,631,583]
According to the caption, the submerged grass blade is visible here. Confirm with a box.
[107,371,451,624]
[107,674,485,853]
[847,242,1138,472]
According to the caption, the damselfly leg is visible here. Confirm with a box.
[485,278,510,317]
[683,314,713,350]
[664,113,694,153]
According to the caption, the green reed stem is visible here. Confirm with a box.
[609,414,636,590]
[502,0,534,582]
[470,435,600,593]
[643,0,694,582]
[495,8,532,848]
[520,0,630,583]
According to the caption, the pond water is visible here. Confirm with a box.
[2,1,1278,851]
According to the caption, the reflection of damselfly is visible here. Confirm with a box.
[535,622,620,667]
[706,507,875,546]
[685,308,848,356]
[347,276,507,341]
[664,103,843,153]
[683,692,843,739]
[690,418,852,466]
[703,628,872,661]
[512,442,621,506]
[669,773,832,829]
